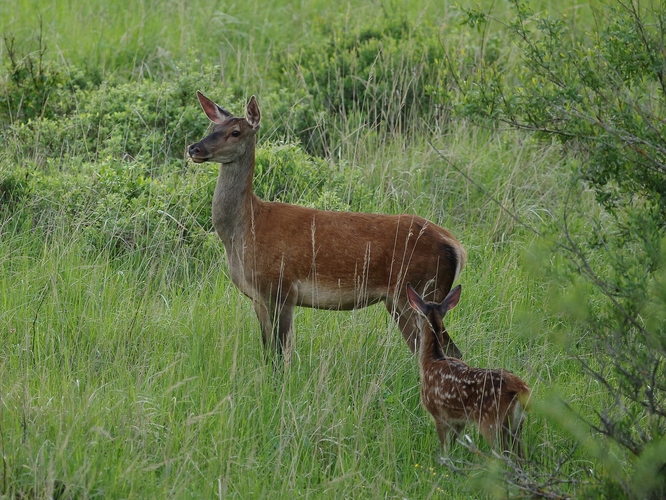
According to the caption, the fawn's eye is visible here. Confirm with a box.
[231,130,241,137]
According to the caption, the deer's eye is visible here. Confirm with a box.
[231,130,241,137]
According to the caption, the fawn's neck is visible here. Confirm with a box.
[419,319,446,370]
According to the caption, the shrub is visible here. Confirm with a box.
[0,26,101,124]
[271,15,455,154]
[457,0,666,224]
[7,72,223,168]
[0,166,32,210]
[254,141,375,212]
[2,138,376,258]
[452,1,666,496]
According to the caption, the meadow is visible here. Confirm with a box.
[0,0,655,498]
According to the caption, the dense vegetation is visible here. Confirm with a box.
[1,0,664,498]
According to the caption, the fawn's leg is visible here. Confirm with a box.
[434,419,451,453]
[479,422,497,450]
[501,417,526,461]
[435,419,466,453]
[450,423,465,444]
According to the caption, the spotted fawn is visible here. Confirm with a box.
[406,283,531,458]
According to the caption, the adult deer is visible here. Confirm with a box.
[188,92,466,362]
[406,284,531,458]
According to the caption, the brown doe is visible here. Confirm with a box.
[187,92,467,362]
[406,283,531,458]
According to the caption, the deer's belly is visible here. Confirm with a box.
[295,279,386,310]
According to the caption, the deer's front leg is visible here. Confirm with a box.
[254,284,297,365]
[253,300,274,359]
[276,297,295,364]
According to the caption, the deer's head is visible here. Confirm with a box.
[406,283,462,359]
[188,91,261,164]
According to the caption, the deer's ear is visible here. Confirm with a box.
[246,95,261,129]
[197,91,232,124]
[406,283,429,316]
[438,284,461,316]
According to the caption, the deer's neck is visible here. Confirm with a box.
[211,146,258,251]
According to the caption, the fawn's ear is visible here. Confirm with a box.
[406,283,429,316]
[438,284,461,316]
[246,95,261,129]
[197,91,233,124]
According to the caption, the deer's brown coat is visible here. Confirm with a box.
[188,92,467,360]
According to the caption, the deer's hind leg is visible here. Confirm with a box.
[501,411,526,460]
[385,279,437,353]
[430,276,463,359]
[385,299,420,353]
[387,279,462,358]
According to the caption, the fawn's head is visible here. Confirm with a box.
[188,91,261,164]
[406,283,462,359]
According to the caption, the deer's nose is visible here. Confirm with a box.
[188,144,201,157]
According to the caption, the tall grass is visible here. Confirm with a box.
[0,0,603,498]
[0,0,590,82]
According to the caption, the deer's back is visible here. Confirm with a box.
[244,200,464,309]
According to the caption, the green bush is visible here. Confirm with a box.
[2,138,377,257]
[0,39,378,256]
[453,1,666,496]
[457,0,666,224]
[8,72,223,168]
[0,33,231,169]
[0,166,32,210]
[0,29,102,124]
[271,15,454,154]
[254,141,375,212]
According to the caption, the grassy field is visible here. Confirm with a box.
[0,0,607,498]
